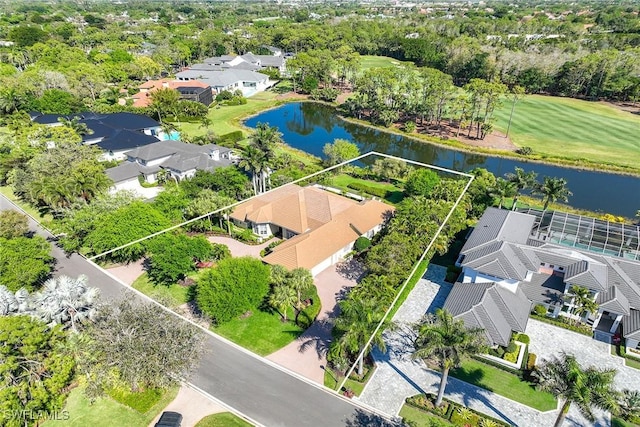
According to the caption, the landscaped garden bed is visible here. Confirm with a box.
[530,310,593,336]
[323,357,377,397]
[404,393,511,427]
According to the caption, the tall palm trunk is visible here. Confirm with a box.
[435,367,450,407]
[554,399,572,427]
[512,194,520,211]
[357,352,364,377]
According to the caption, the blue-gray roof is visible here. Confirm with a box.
[444,282,531,347]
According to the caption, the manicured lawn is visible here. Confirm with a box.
[213,282,320,355]
[131,273,192,307]
[493,95,640,171]
[329,173,404,204]
[323,368,367,396]
[613,418,640,427]
[175,91,283,138]
[42,384,178,427]
[359,55,414,71]
[625,357,640,370]
[0,185,53,222]
[450,359,557,411]
[195,412,253,427]
[399,404,453,426]
[213,308,305,356]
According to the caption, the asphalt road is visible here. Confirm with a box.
[0,194,397,427]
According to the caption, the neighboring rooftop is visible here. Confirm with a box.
[444,282,531,347]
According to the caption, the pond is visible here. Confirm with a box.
[245,102,640,218]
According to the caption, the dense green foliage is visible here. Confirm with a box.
[0,235,53,292]
[0,316,75,427]
[146,233,229,286]
[196,257,271,324]
[0,210,28,238]
[85,201,171,262]
[404,168,441,197]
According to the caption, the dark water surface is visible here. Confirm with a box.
[245,102,640,217]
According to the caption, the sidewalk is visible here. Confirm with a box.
[357,265,608,427]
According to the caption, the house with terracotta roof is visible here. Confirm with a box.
[455,207,640,349]
[132,79,213,108]
[230,184,394,276]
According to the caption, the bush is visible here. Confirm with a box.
[196,257,271,324]
[404,168,440,197]
[295,285,321,329]
[346,182,388,198]
[215,90,234,102]
[506,341,518,354]
[516,146,533,155]
[310,87,340,102]
[504,350,519,363]
[260,239,284,257]
[526,353,537,370]
[494,346,505,357]
[533,304,547,316]
[224,96,247,106]
[354,236,372,252]
[515,333,530,344]
[403,121,416,133]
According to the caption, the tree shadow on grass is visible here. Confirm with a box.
[450,367,488,391]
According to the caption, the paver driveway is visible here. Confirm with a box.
[267,260,365,383]
[358,265,611,427]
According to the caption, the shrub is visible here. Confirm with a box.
[403,121,416,133]
[504,350,519,363]
[346,182,388,198]
[494,346,505,357]
[196,257,271,324]
[295,284,321,329]
[224,96,247,106]
[533,304,547,316]
[354,236,372,252]
[516,146,533,155]
[215,90,233,101]
[404,168,440,197]
[506,341,518,354]
[526,353,537,370]
[515,333,530,344]
[260,239,284,257]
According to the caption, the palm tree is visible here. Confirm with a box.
[535,352,619,427]
[569,286,598,325]
[245,123,281,193]
[536,176,573,210]
[33,275,99,332]
[58,116,93,137]
[504,167,538,210]
[329,296,387,377]
[412,308,487,407]
[289,268,314,310]
[489,178,517,209]
[239,145,269,195]
[269,284,296,322]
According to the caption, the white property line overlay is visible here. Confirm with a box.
[337,167,475,392]
[89,151,472,261]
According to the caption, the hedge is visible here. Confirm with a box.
[218,130,244,144]
[530,313,593,336]
[346,182,388,198]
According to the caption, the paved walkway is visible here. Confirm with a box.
[208,235,274,258]
[357,265,609,427]
[527,319,640,392]
[267,260,364,383]
[149,384,225,427]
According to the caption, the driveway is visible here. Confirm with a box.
[149,385,225,427]
[358,265,609,427]
[267,260,365,383]
[526,319,640,392]
[106,259,146,285]
[207,235,274,258]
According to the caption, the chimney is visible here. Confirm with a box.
[210,149,219,161]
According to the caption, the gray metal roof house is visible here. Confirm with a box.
[457,207,640,347]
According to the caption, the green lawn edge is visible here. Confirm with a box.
[399,404,454,426]
[195,412,254,427]
[42,384,178,427]
[450,359,557,412]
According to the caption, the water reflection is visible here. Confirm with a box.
[245,102,640,217]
